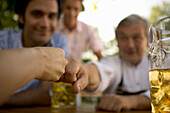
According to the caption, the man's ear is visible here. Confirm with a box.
[18,14,24,24]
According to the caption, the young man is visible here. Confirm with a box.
[84,14,151,112]
[56,0,103,61]
[0,0,68,106]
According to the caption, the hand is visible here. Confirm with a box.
[59,57,89,94]
[96,94,133,112]
[35,47,68,81]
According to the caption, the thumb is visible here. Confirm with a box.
[72,74,88,94]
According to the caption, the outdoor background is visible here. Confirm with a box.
[0,0,170,61]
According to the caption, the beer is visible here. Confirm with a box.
[149,69,170,113]
[51,82,76,108]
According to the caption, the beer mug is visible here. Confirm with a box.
[51,82,76,108]
[149,16,170,113]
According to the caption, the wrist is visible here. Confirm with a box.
[32,48,45,79]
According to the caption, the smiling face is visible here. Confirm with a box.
[19,0,58,47]
[116,22,148,65]
[63,0,82,30]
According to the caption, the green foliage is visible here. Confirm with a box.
[102,38,118,56]
[0,0,18,30]
[149,2,170,24]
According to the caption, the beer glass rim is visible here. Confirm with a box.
[151,16,170,28]
[149,16,170,70]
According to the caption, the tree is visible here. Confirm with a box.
[149,2,170,24]
[0,0,18,30]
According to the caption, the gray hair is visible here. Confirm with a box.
[115,14,150,39]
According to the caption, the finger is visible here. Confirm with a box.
[117,105,123,113]
[60,66,78,83]
[59,74,66,82]
[95,104,105,111]
[112,103,121,112]
[59,73,77,83]
[72,72,88,93]
[97,98,108,110]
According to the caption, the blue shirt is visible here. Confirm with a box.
[0,29,68,93]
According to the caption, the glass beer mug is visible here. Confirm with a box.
[149,16,170,113]
[51,82,76,108]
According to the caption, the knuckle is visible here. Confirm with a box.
[72,76,77,82]
[57,48,65,56]
[61,69,65,75]
[52,72,60,81]
[64,59,68,66]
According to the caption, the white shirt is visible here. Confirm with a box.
[89,54,150,98]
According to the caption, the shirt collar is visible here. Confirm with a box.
[120,53,148,68]
[46,36,54,47]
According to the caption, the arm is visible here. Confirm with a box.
[96,94,151,112]
[84,64,101,91]
[3,81,51,106]
[59,58,101,93]
[0,47,67,105]
[87,26,103,61]
[94,50,103,60]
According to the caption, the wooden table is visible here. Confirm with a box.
[0,106,151,113]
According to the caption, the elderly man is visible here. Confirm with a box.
[84,14,151,112]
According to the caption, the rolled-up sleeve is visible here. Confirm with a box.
[88,62,114,94]
[86,56,121,94]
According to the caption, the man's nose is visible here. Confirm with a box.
[128,38,135,48]
[40,16,50,27]
[70,9,76,16]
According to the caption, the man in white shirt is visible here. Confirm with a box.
[84,14,151,112]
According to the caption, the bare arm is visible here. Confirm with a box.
[94,50,103,60]
[3,81,51,107]
[84,64,101,92]
[0,47,67,105]
[96,94,151,112]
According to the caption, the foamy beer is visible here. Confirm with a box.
[149,16,170,113]
[51,82,76,108]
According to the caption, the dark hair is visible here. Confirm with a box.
[15,0,61,28]
[115,14,150,39]
[62,0,84,12]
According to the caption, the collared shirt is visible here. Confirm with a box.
[0,29,68,93]
[89,54,150,98]
[56,17,103,61]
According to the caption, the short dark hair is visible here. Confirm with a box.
[62,0,84,12]
[115,14,150,39]
[15,0,61,28]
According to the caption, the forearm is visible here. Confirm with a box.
[84,64,101,91]
[3,82,51,107]
[129,95,151,110]
[94,50,103,60]
[0,48,43,105]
